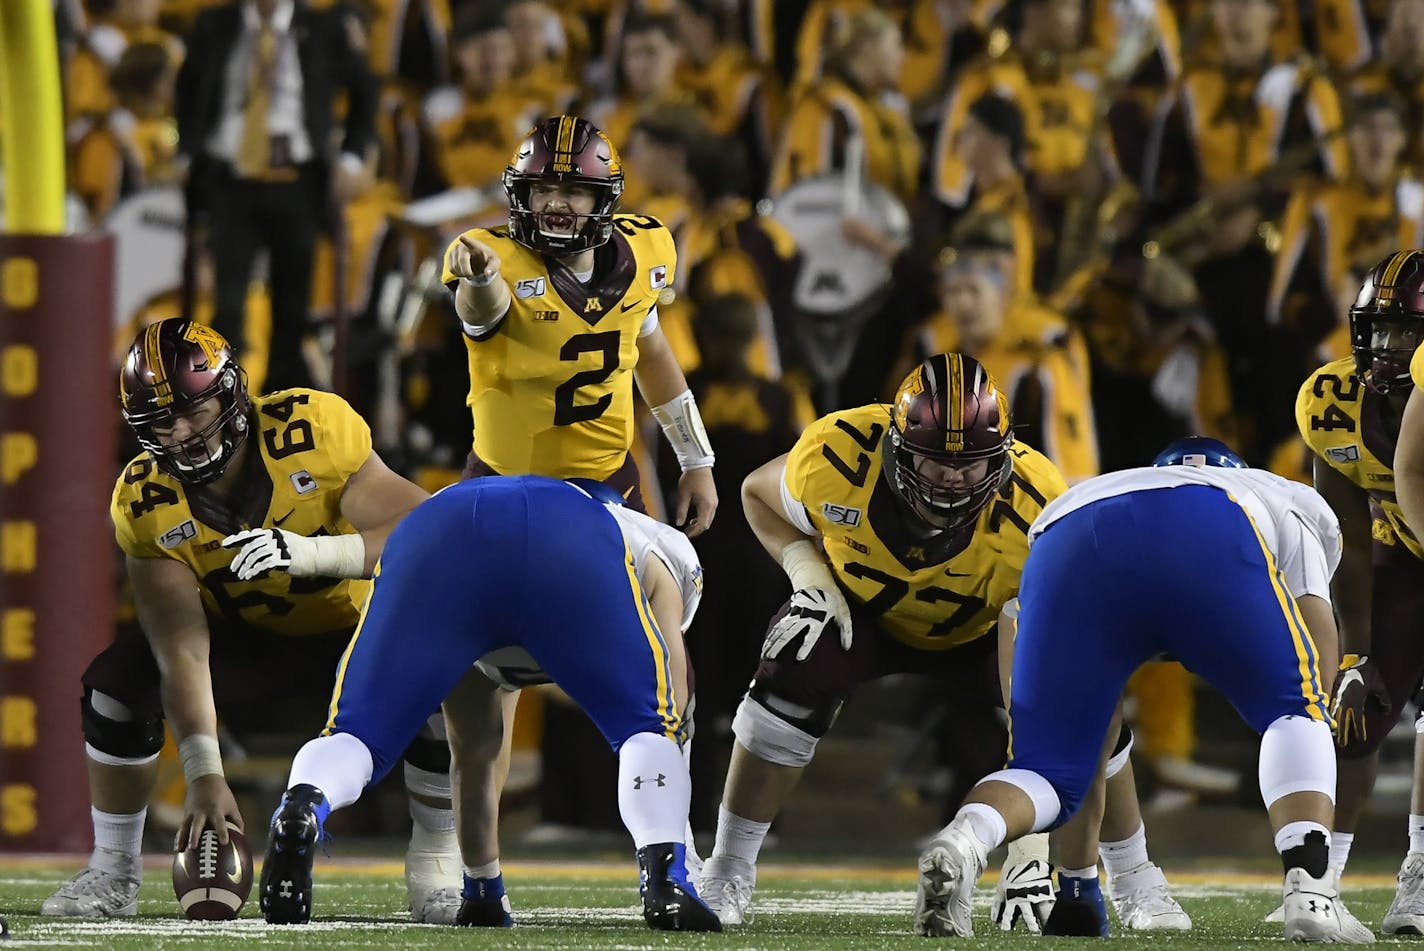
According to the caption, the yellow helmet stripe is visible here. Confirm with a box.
[142,321,174,407]
[1382,249,1419,288]
[947,353,964,450]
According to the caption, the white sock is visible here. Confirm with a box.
[1329,831,1353,876]
[1062,865,1100,880]
[90,807,145,876]
[1101,822,1150,879]
[712,805,772,867]
[617,732,691,848]
[959,803,1008,852]
[465,859,500,880]
[1409,815,1424,856]
[1275,820,1330,854]
[287,732,374,810]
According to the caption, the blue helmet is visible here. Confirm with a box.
[566,477,628,506]
[1152,436,1246,469]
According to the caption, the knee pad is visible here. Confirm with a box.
[1260,714,1336,807]
[732,696,820,768]
[1105,724,1133,779]
[974,768,1062,833]
[746,678,840,737]
[401,713,451,776]
[81,688,163,763]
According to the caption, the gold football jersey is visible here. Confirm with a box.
[783,404,1068,650]
[1297,357,1422,559]
[441,216,677,480]
[111,389,374,636]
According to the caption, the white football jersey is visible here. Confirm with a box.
[1030,466,1342,601]
[475,501,704,689]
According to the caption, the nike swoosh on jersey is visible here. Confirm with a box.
[621,300,644,312]
[273,509,295,526]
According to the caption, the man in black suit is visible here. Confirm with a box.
[176,0,377,392]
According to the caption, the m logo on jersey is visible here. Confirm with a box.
[822,502,862,527]
[514,277,546,299]
[159,519,197,549]
[585,297,604,313]
[650,265,668,289]
[1326,445,1361,463]
[290,470,319,495]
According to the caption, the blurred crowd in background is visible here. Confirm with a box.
[38,0,1424,842]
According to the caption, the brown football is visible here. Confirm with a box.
[172,821,253,920]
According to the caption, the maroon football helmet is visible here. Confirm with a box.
[883,353,1014,534]
[1349,250,1424,394]
[502,114,625,255]
[119,319,251,485]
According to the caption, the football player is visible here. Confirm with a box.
[441,113,716,534]
[42,319,459,923]
[257,476,721,932]
[696,353,1186,931]
[914,438,1366,943]
[1306,251,1424,933]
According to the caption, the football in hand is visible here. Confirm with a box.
[173,821,253,920]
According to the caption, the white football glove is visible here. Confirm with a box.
[992,857,1056,933]
[762,587,853,661]
[222,528,312,579]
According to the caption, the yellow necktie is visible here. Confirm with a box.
[235,23,277,178]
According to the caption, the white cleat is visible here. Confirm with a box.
[697,855,756,926]
[41,867,140,918]
[1383,852,1424,935]
[1282,867,1373,943]
[411,886,462,925]
[914,817,987,938]
[1108,862,1192,930]
[405,826,463,924]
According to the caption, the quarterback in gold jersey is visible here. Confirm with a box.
[43,320,459,925]
[1310,251,1424,934]
[442,114,716,535]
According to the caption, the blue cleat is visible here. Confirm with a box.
[637,842,722,932]
[1043,871,1110,937]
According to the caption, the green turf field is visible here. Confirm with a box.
[0,858,1408,948]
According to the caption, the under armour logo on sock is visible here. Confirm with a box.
[632,774,667,789]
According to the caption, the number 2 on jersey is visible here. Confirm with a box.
[554,331,620,425]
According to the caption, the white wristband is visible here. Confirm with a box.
[304,533,367,579]
[178,734,224,784]
[651,389,715,472]
[780,539,837,591]
[461,269,499,289]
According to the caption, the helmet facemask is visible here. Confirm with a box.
[504,173,623,255]
[125,367,251,486]
[883,427,1012,534]
[1352,313,1422,395]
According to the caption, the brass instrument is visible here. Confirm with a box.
[1140,124,1344,267]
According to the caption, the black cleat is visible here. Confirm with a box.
[259,784,326,925]
[456,873,514,927]
[637,842,722,933]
